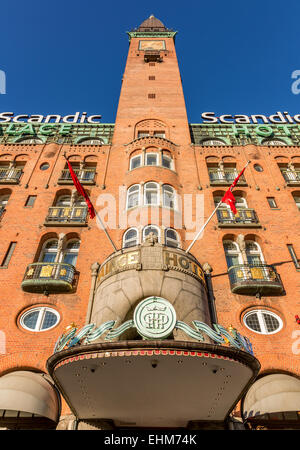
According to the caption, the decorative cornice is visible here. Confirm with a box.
[127,31,177,41]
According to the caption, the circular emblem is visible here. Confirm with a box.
[134,297,177,340]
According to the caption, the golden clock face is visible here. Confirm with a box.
[139,40,166,51]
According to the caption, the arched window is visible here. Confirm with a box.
[245,241,264,265]
[130,155,142,170]
[162,154,173,170]
[56,195,71,207]
[39,239,80,266]
[127,184,140,209]
[143,225,160,242]
[62,240,80,266]
[144,182,159,205]
[165,228,179,248]
[162,184,176,209]
[123,228,139,248]
[201,139,226,146]
[223,241,242,268]
[40,240,59,263]
[17,137,43,145]
[214,195,247,209]
[0,192,10,217]
[262,139,287,146]
[78,138,103,145]
[145,153,158,166]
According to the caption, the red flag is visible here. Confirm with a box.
[65,159,96,219]
[221,164,248,214]
[222,189,237,214]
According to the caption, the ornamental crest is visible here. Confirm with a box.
[133,296,177,339]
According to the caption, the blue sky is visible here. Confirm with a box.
[0,0,300,123]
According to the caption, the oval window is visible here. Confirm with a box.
[243,310,283,335]
[20,307,60,332]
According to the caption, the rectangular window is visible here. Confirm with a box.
[149,76,155,80]
[267,197,277,208]
[287,244,300,269]
[149,63,155,67]
[1,242,17,268]
[148,93,156,99]
[25,195,37,207]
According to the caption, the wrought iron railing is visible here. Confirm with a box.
[228,263,284,295]
[22,262,75,287]
[45,206,88,224]
[0,168,23,183]
[209,169,246,184]
[281,169,300,184]
[58,169,96,183]
[217,208,259,225]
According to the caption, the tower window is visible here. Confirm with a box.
[148,93,156,99]
[149,63,155,67]
[149,76,155,80]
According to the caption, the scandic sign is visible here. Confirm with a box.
[0,112,101,123]
[201,111,300,124]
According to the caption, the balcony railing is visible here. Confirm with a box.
[45,206,88,226]
[21,262,76,293]
[144,50,163,62]
[228,264,284,296]
[217,208,260,227]
[58,169,96,184]
[0,168,23,184]
[281,170,300,185]
[209,169,247,185]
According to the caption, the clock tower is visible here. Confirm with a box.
[113,15,191,146]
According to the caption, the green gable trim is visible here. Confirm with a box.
[189,123,300,147]
[127,31,177,41]
[0,123,115,146]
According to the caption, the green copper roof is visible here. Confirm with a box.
[0,123,115,145]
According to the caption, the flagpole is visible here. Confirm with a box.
[185,201,222,254]
[185,160,251,254]
[95,211,118,252]
[63,153,118,253]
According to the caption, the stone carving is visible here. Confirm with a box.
[143,232,158,246]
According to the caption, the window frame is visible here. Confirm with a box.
[162,184,176,210]
[165,228,180,248]
[123,228,139,248]
[142,225,160,242]
[243,309,283,335]
[144,182,159,206]
[20,306,60,332]
[126,184,141,210]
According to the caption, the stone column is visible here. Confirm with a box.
[85,262,100,325]
[55,233,66,263]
